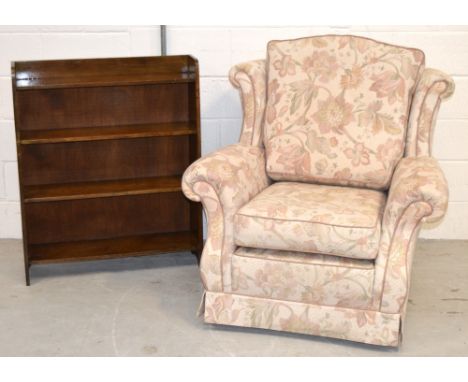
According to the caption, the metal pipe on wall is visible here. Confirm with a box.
[160,25,167,56]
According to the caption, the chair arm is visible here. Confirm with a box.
[182,143,270,207]
[406,68,455,156]
[182,144,270,292]
[385,156,448,224]
[229,60,267,147]
[373,156,448,313]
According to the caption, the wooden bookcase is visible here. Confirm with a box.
[12,56,203,285]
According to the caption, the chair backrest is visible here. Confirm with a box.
[264,35,425,190]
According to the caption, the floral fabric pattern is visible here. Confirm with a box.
[406,68,455,157]
[182,35,453,347]
[204,291,401,347]
[234,182,386,259]
[182,144,270,290]
[372,156,449,313]
[383,156,448,224]
[229,60,267,147]
[264,35,425,189]
[190,181,223,292]
[374,203,428,314]
[232,247,374,309]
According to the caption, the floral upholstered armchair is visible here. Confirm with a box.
[182,35,454,346]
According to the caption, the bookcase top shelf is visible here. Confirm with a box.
[12,55,198,89]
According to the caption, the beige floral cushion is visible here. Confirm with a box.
[265,35,425,189]
[234,182,386,260]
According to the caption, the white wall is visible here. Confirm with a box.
[0,26,161,238]
[0,26,467,239]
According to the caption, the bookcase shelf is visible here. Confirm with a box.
[12,55,203,285]
[23,175,182,203]
[29,231,197,264]
[19,122,197,145]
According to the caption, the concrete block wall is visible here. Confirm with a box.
[0,26,161,238]
[0,26,467,239]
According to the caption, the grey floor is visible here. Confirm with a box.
[0,239,467,356]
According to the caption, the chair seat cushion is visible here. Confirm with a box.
[234,182,386,260]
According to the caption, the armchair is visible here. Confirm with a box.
[183,35,454,346]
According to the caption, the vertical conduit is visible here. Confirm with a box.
[160,25,167,56]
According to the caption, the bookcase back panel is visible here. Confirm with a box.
[21,135,190,185]
[16,83,190,130]
[25,192,191,244]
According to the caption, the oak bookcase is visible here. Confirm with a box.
[12,55,203,285]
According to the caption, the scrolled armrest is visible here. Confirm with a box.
[182,143,270,292]
[417,68,455,100]
[229,60,267,147]
[374,156,449,313]
[385,156,448,224]
[182,143,269,208]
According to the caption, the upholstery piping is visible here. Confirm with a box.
[377,200,433,311]
[207,291,396,314]
[191,180,226,292]
[415,82,445,156]
[266,34,426,61]
[233,249,375,270]
[235,211,382,230]
[426,98,441,156]
[234,70,257,146]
